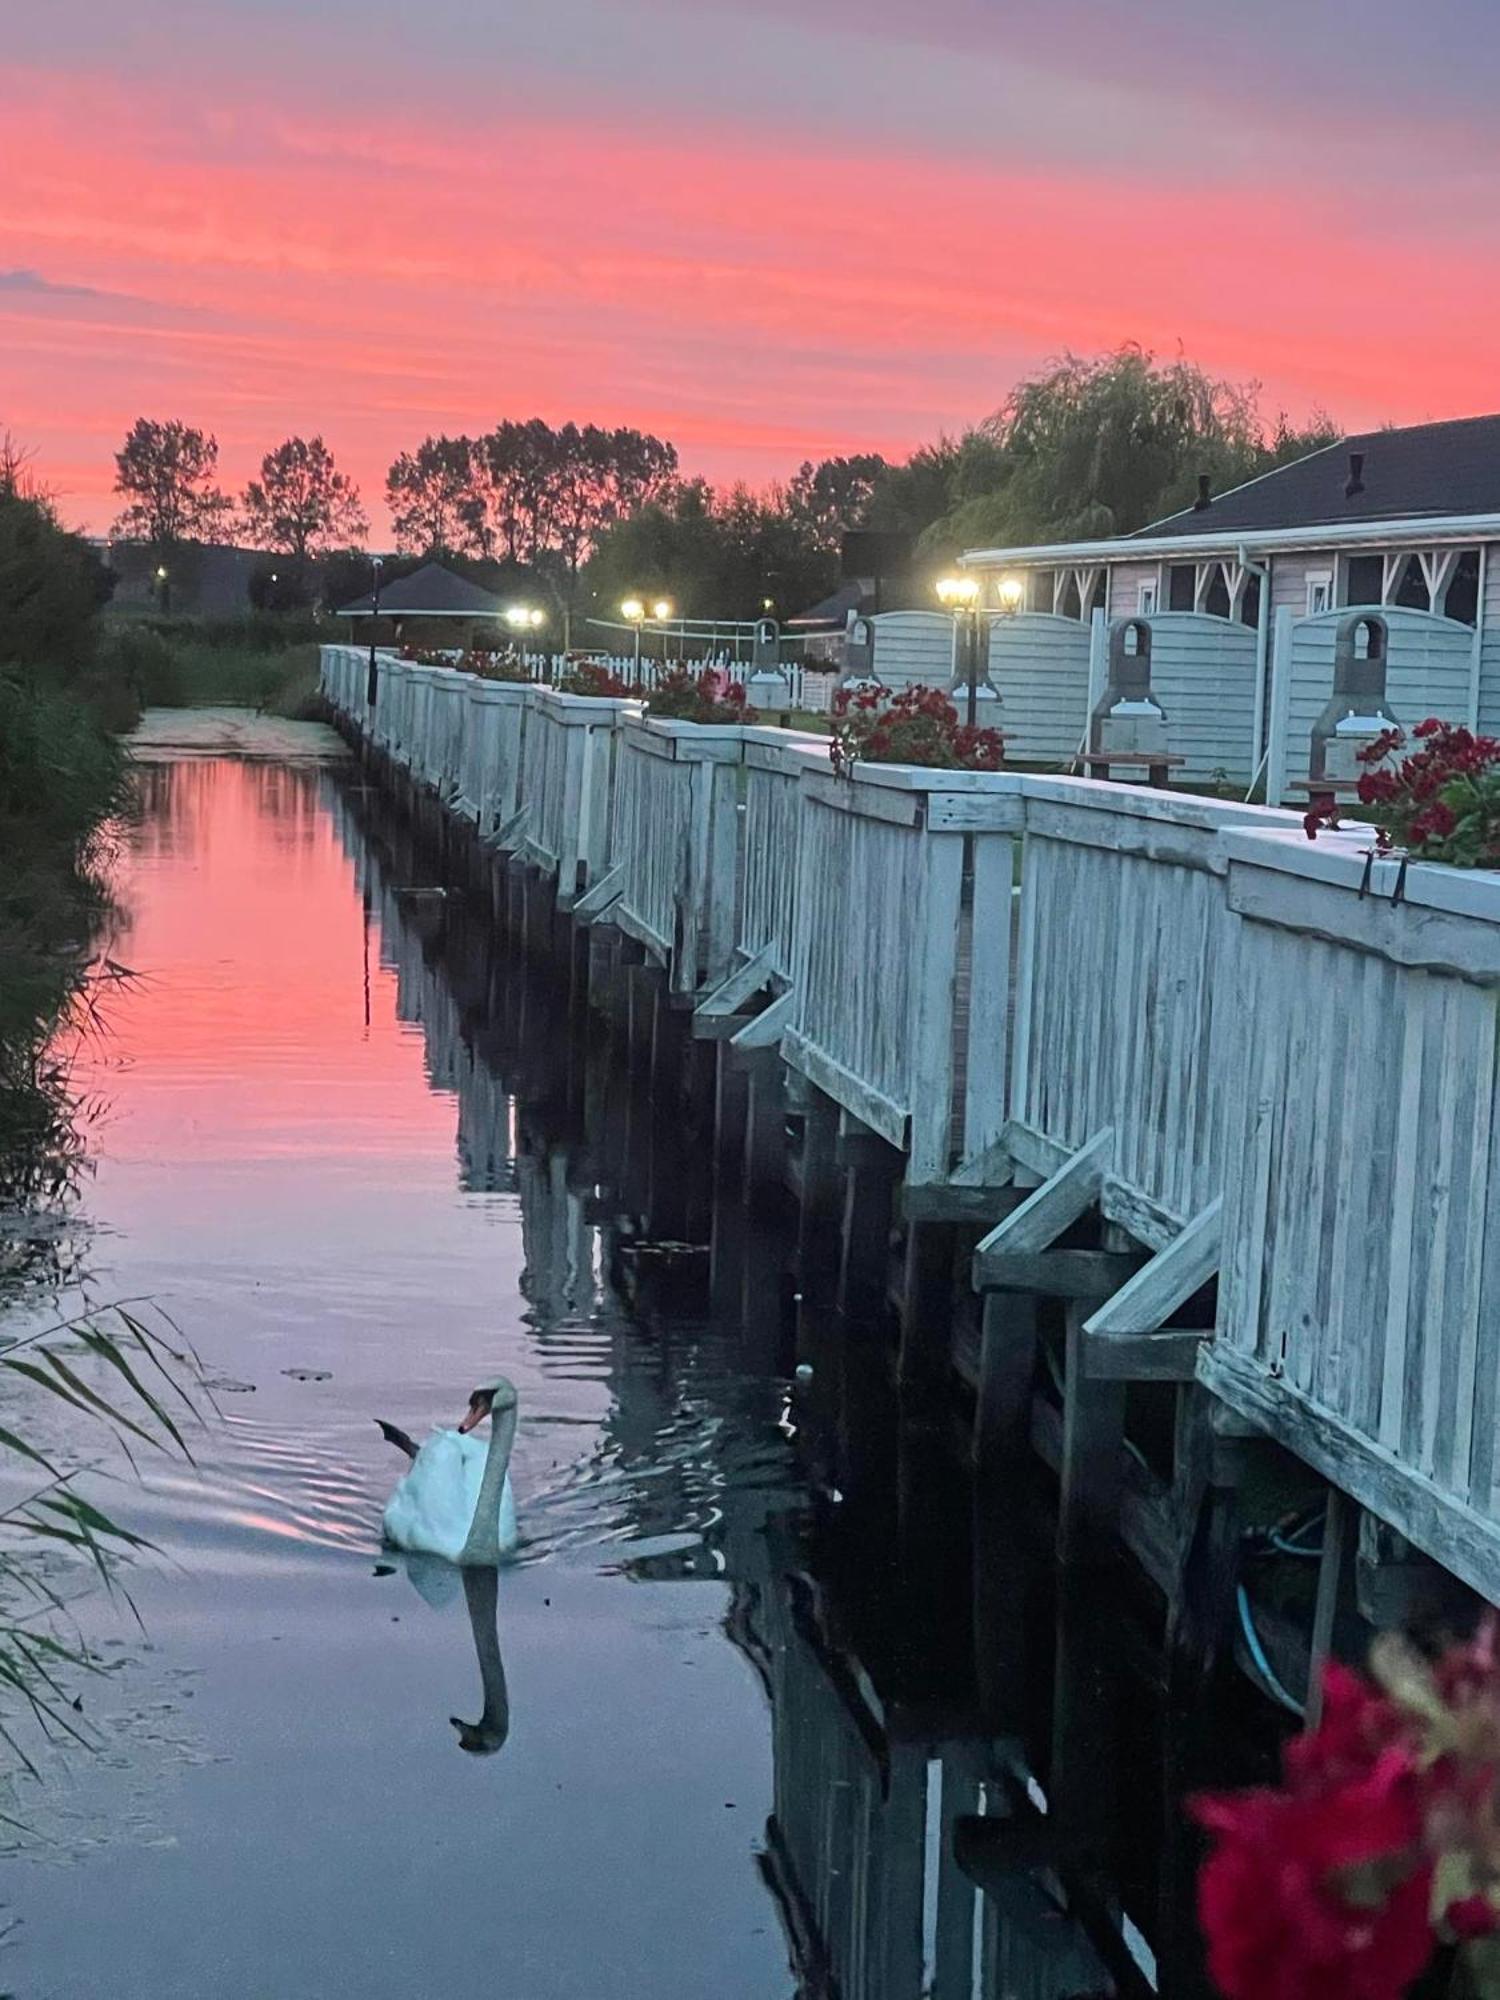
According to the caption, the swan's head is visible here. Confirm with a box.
[457,1375,518,1434]
[450,1712,509,1756]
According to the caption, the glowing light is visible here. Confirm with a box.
[651,598,673,622]
[996,575,1025,613]
[620,598,646,623]
[506,604,546,630]
[936,575,979,608]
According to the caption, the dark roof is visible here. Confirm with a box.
[338,561,504,618]
[1134,413,1500,540]
[787,579,871,627]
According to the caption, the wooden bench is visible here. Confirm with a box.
[1079,750,1186,789]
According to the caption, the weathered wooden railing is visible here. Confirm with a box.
[782,763,1025,1186]
[1003,781,1288,1245]
[737,731,825,988]
[609,717,744,994]
[456,679,529,837]
[1201,830,1500,1598]
[518,687,642,906]
[322,640,1500,1595]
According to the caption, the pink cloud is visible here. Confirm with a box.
[3,64,1497,536]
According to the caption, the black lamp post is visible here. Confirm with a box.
[365,554,384,707]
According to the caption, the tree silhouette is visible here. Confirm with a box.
[112,418,231,553]
[241,435,368,567]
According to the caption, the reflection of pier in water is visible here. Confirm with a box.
[329,771,1231,1998]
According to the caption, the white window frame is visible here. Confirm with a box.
[1305,569,1333,617]
[1137,577,1159,615]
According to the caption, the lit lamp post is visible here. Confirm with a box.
[505,604,547,676]
[652,597,674,663]
[155,564,170,614]
[936,573,983,727]
[621,598,646,682]
[937,572,1024,726]
[366,554,384,707]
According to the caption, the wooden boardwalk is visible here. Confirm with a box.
[323,644,1500,1651]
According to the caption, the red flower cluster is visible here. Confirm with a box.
[829,683,1005,776]
[1195,1622,1500,2000]
[556,659,632,698]
[645,664,754,725]
[1304,717,1500,866]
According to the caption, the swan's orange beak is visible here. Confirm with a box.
[457,1399,486,1434]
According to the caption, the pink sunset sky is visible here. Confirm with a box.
[4,0,1498,537]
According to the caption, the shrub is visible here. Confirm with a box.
[645,664,753,724]
[101,625,184,706]
[830,683,1004,776]
[556,659,632,698]
[1304,718,1500,865]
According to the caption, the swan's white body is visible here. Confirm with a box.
[382,1428,518,1563]
[381,1376,520,1565]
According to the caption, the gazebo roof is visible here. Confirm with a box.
[338,561,505,619]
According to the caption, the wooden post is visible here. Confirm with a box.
[797,1089,843,1314]
[1057,1298,1127,1567]
[899,1218,954,1406]
[1306,1489,1354,1727]
[741,1046,786,1201]
[837,1130,898,1325]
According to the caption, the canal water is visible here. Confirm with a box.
[1,740,1207,1998]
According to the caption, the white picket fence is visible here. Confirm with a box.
[321,641,1500,1596]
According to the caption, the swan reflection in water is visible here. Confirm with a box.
[393,1555,511,1757]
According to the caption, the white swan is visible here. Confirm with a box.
[377,1376,519,1565]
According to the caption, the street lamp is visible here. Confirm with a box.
[936,574,984,727]
[505,604,546,635]
[366,554,384,707]
[621,598,647,683]
[155,563,169,614]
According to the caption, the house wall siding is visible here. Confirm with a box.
[1269,552,1336,619]
[1107,561,1161,617]
[1477,543,1500,735]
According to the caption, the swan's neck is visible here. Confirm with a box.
[459,1565,510,1750]
[459,1406,515,1565]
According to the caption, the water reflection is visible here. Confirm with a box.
[328,773,1223,1999]
[0,755,1265,1997]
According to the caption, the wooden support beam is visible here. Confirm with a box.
[984,1247,1145,1300]
[692,946,775,1031]
[484,802,530,852]
[727,988,794,1055]
[1080,1198,1221,1380]
[972,1128,1112,1290]
[797,1089,843,1314]
[1306,1489,1354,1727]
[572,862,623,924]
[1058,1300,1128,1568]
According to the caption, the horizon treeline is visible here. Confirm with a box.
[99,346,1341,622]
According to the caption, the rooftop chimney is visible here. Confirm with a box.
[1194,473,1212,511]
[1345,450,1366,498]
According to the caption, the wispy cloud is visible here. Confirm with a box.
[0,265,152,306]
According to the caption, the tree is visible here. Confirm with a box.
[112,419,231,552]
[385,436,486,557]
[0,491,112,683]
[784,453,890,551]
[241,435,368,567]
[915,347,1342,556]
[586,479,839,623]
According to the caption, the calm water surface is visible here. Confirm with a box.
[3,747,1223,2000]
[3,754,804,1999]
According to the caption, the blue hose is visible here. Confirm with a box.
[1236,1583,1306,1718]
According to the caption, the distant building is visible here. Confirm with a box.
[98,540,267,616]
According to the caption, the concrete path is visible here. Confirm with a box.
[128,706,348,761]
